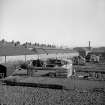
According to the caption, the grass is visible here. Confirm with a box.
[0,45,34,56]
[3,76,105,91]
[1,62,105,104]
[0,83,105,105]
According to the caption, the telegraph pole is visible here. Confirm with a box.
[25,44,27,62]
[89,41,91,50]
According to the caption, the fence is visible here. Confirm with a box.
[0,52,79,64]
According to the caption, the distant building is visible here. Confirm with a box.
[89,48,105,61]
[73,47,93,57]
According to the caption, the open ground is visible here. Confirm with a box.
[0,61,105,105]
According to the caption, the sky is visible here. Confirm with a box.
[0,0,105,47]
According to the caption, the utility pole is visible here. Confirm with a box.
[25,44,27,62]
[5,56,6,64]
[89,41,91,50]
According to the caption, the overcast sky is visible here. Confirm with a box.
[0,0,105,47]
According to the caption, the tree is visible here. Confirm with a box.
[11,40,15,44]
[16,41,20,45]
[1,39,5,43]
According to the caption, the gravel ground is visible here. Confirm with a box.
[0,83,105,105]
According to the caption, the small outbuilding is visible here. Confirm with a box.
[0,64,7,78]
